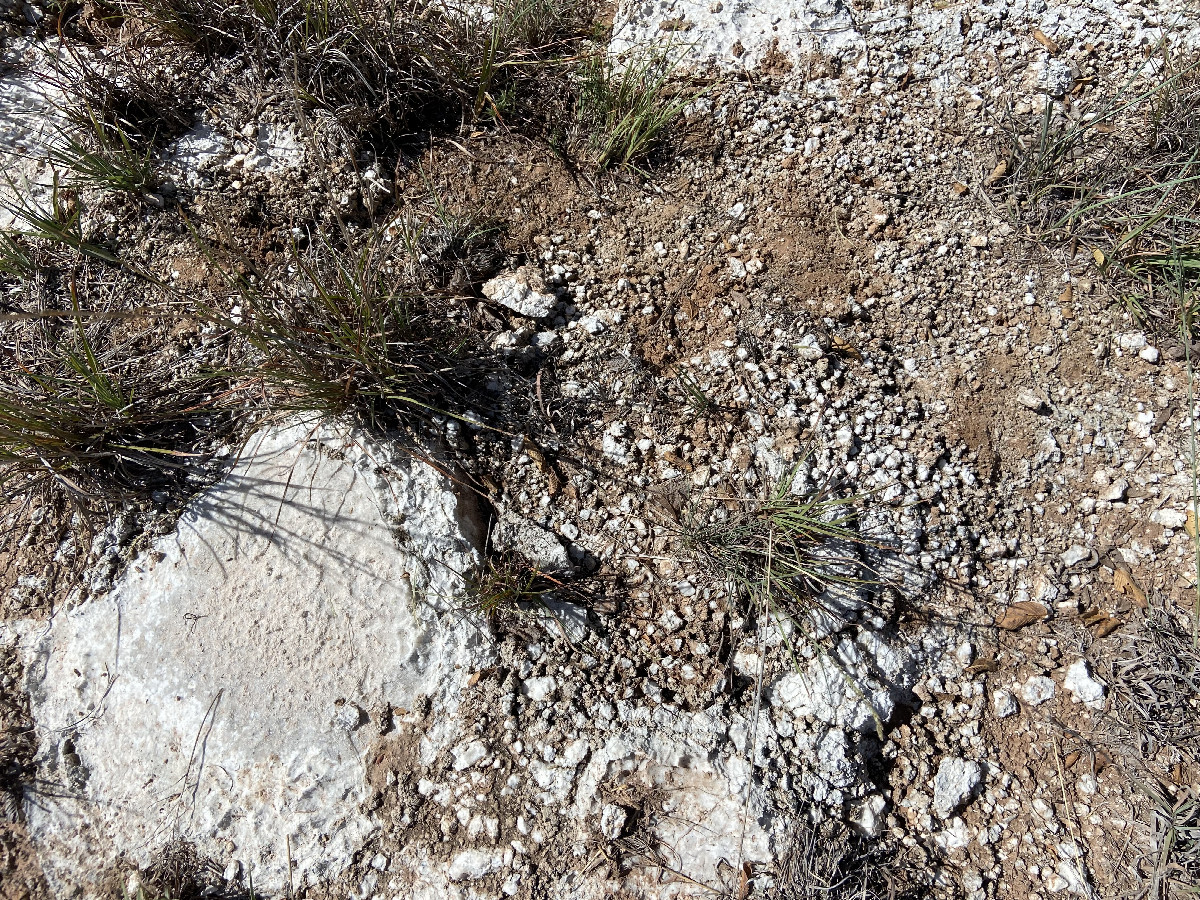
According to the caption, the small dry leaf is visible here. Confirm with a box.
[1082,606,1122,637]
[831,335,862,361]
[1032,28,1060,53]
[965,657,999,675]
[1095,617,1121,637]
[985,160,1008,186]
[996,601,1047,630]
[1114,566,1148,610]
[1186,508,1197,540]
[1092,247,1106,266]
[1064,750,1081,769]
[951,181,969,196]
[1058,284,1073,305]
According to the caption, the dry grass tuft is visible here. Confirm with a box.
[996,49,1200,332]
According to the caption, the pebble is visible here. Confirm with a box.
[1022,676,1056,706]
[1016,389,1044,411]
[1062,660,1106,710]
[519,676,557,702]
[992,689,1019,719]
[483,268,558,318]
[932,757,982,819]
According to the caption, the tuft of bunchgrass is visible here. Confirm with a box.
[573,42,697,170]
[49,104,162,197]
[0,296,232,507]
[678,467,866,635]
[468,553,561,621]
[0,230,34,280]
[209,228,494,434]
[997,49,1200,330]
[3,176,121,265]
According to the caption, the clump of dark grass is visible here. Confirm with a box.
[49,104,162,197]
[107,0,596,152]
[996,49,1200,333]
[0,290,233,509]
[0,658,36,828]
[468,552,562,620]
[0,230,34,280]
[573,42,697,170]
[1137,779,1200,898]
[466,550,596,642]
[3,177,121,265]
[208,227,497,435]
[776,815,921,900]
[1110,605,1200,769]
[678,467,865,637]
[131,838,254,900]
[386,184,505,290]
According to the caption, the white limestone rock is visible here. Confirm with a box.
[1063,660,1106,710]
[15,422,491,895]
[483,267,558,318]
[932,757,982,819]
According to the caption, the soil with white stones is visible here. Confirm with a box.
[3,0,1200,898]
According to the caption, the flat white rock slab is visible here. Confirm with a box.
[12,423,490,896]
[612,0,864,70]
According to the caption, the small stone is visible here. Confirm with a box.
[452,740,488,771]
[1016,389,1044,411]
[1063,660,1105,710]
[520,676,557,702]
[1036,58,1075,96]
[955,642,975,667]
[1151,508,1188,528]
[932,757,982,819]
[796,333,825,361]
[968,233,989,248]
[370,853,389,872]
[333,702,366,732]
[992,689,1018,719]
[1139,346,1160,363]
[1117,332,1147,352]
[1022,675,1056,706]
[728,257,747,279]
[600,804,627,839]
[483,268,558,318]
[1061,545,1090,567]
[448,849,502,881]
[1098,478,1128,502]
[851,794,888,837]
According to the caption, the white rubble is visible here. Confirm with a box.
[1022,675,1057,706]
[12,422,492,895]
[992,688,1019,719]
[932,757,982,819]
[483,267,559,318]
[1062,660,1106,710]
[611,0,865,70]
[0,40,65,229]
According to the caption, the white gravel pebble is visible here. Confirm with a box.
[1063,660,1106,710]
[932,757,982,819]
[1022,676,1056,706]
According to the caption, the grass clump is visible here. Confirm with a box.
[574,43,696,170]
[679,467,864,639]
[211,228,493,434]
[468,553,562,621]
[49,105,162,197]
[997,50,1200,331]
[0,288,231,507]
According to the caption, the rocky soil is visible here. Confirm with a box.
[2,0,1200,898]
